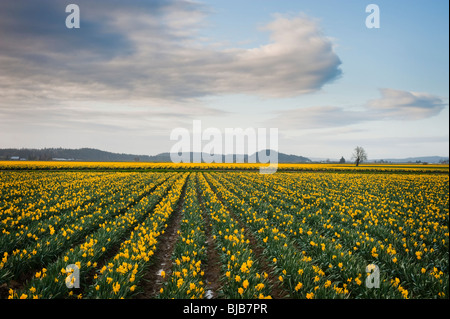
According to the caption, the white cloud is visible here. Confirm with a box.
[0,1,343,154]
[268,88,447,129]
[367,88,446,120]
[210,13,342,97]
[0,2,342,105]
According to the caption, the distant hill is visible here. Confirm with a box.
[0,148,311,163]
[2,148,447,164]
[0,148,155,162]
[371,156,449,164]
[165,150,311,163]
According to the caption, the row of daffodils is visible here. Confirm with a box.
[1,167,448,298]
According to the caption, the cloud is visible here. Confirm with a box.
[0,1,342,106]
[0,98,227,134]
[367,88,446,120]
[268,88,447,129]
[208,13,342,97]
[0,1,342,153]
[269,105,367,129]
[0,1,135,60]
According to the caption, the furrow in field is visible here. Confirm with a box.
[0,173,173,287]
[6,173,181,299]
[195,173,222,299]
[197,173,272,299]
[217,172,448,298]
[202,173,289,299]
[136,174,189,299]
[153,173,210,299]
[83,173,188,299]
[0,172,158,254]
[204,172,358,299]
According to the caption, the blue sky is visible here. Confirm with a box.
[0,0,448,160]
[197,0,449,159]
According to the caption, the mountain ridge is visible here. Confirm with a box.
[0,148,311,163]
[1,148,447,164]
[371,156,449,164]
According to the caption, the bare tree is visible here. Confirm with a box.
[352,146,367,167]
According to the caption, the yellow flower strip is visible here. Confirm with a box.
[158,173,207,299]
[198,173,271,299]
[8,173,177,299]
[86,173,188,298]
[0,172,169,285]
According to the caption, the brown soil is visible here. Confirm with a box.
[0,281,20,299]
[135,175,188,298]
[0,177,171,299]
[195,173,222,299]
[202,172,289,299]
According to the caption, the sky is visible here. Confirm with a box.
[0,0,448,160]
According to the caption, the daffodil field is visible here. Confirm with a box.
[0,163,448,299]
